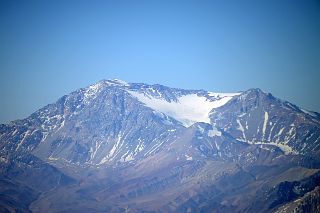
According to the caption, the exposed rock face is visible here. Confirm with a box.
[210,88,320,155]
[275,187,320,213]
[0,79,319,212]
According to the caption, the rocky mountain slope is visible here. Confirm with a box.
[0,79,319,212]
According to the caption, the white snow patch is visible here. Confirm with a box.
[48,156,60,161]
[214,140,220,150]
[123,154,134,162]
[276,127,285,138]
[15,130,30,151]
[99,156,108,165]
[268,124,276,141]
[145,135,168,156]
[127,90,238,127]
[11,129,18,136]
[208,127,221,137]
[239,112,246,118]
[237,119,247,141]
[185,154,193,161]
[90,140,105,160]
[253,141,298,155]
[134,138,145,153]
[99,133,124,164]
[55,117,65,132]
[120,151,134,162]
[288,127,295,136]
[84,82,104,104]
[197,125,205,134]
[262,111,268,139]
[108,135,122,158]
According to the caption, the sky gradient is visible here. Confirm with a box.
[1,0,320,124]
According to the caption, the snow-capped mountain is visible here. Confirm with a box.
[0,79,319,212]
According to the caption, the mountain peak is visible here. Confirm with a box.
[245,88,267,95]
[108,78,129,85]
[97,78,130,86]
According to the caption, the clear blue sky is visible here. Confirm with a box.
[1,0,320,124]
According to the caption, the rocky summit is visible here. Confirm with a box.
[1,79,320,213]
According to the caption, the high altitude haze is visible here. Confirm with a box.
[1,0,320,123]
